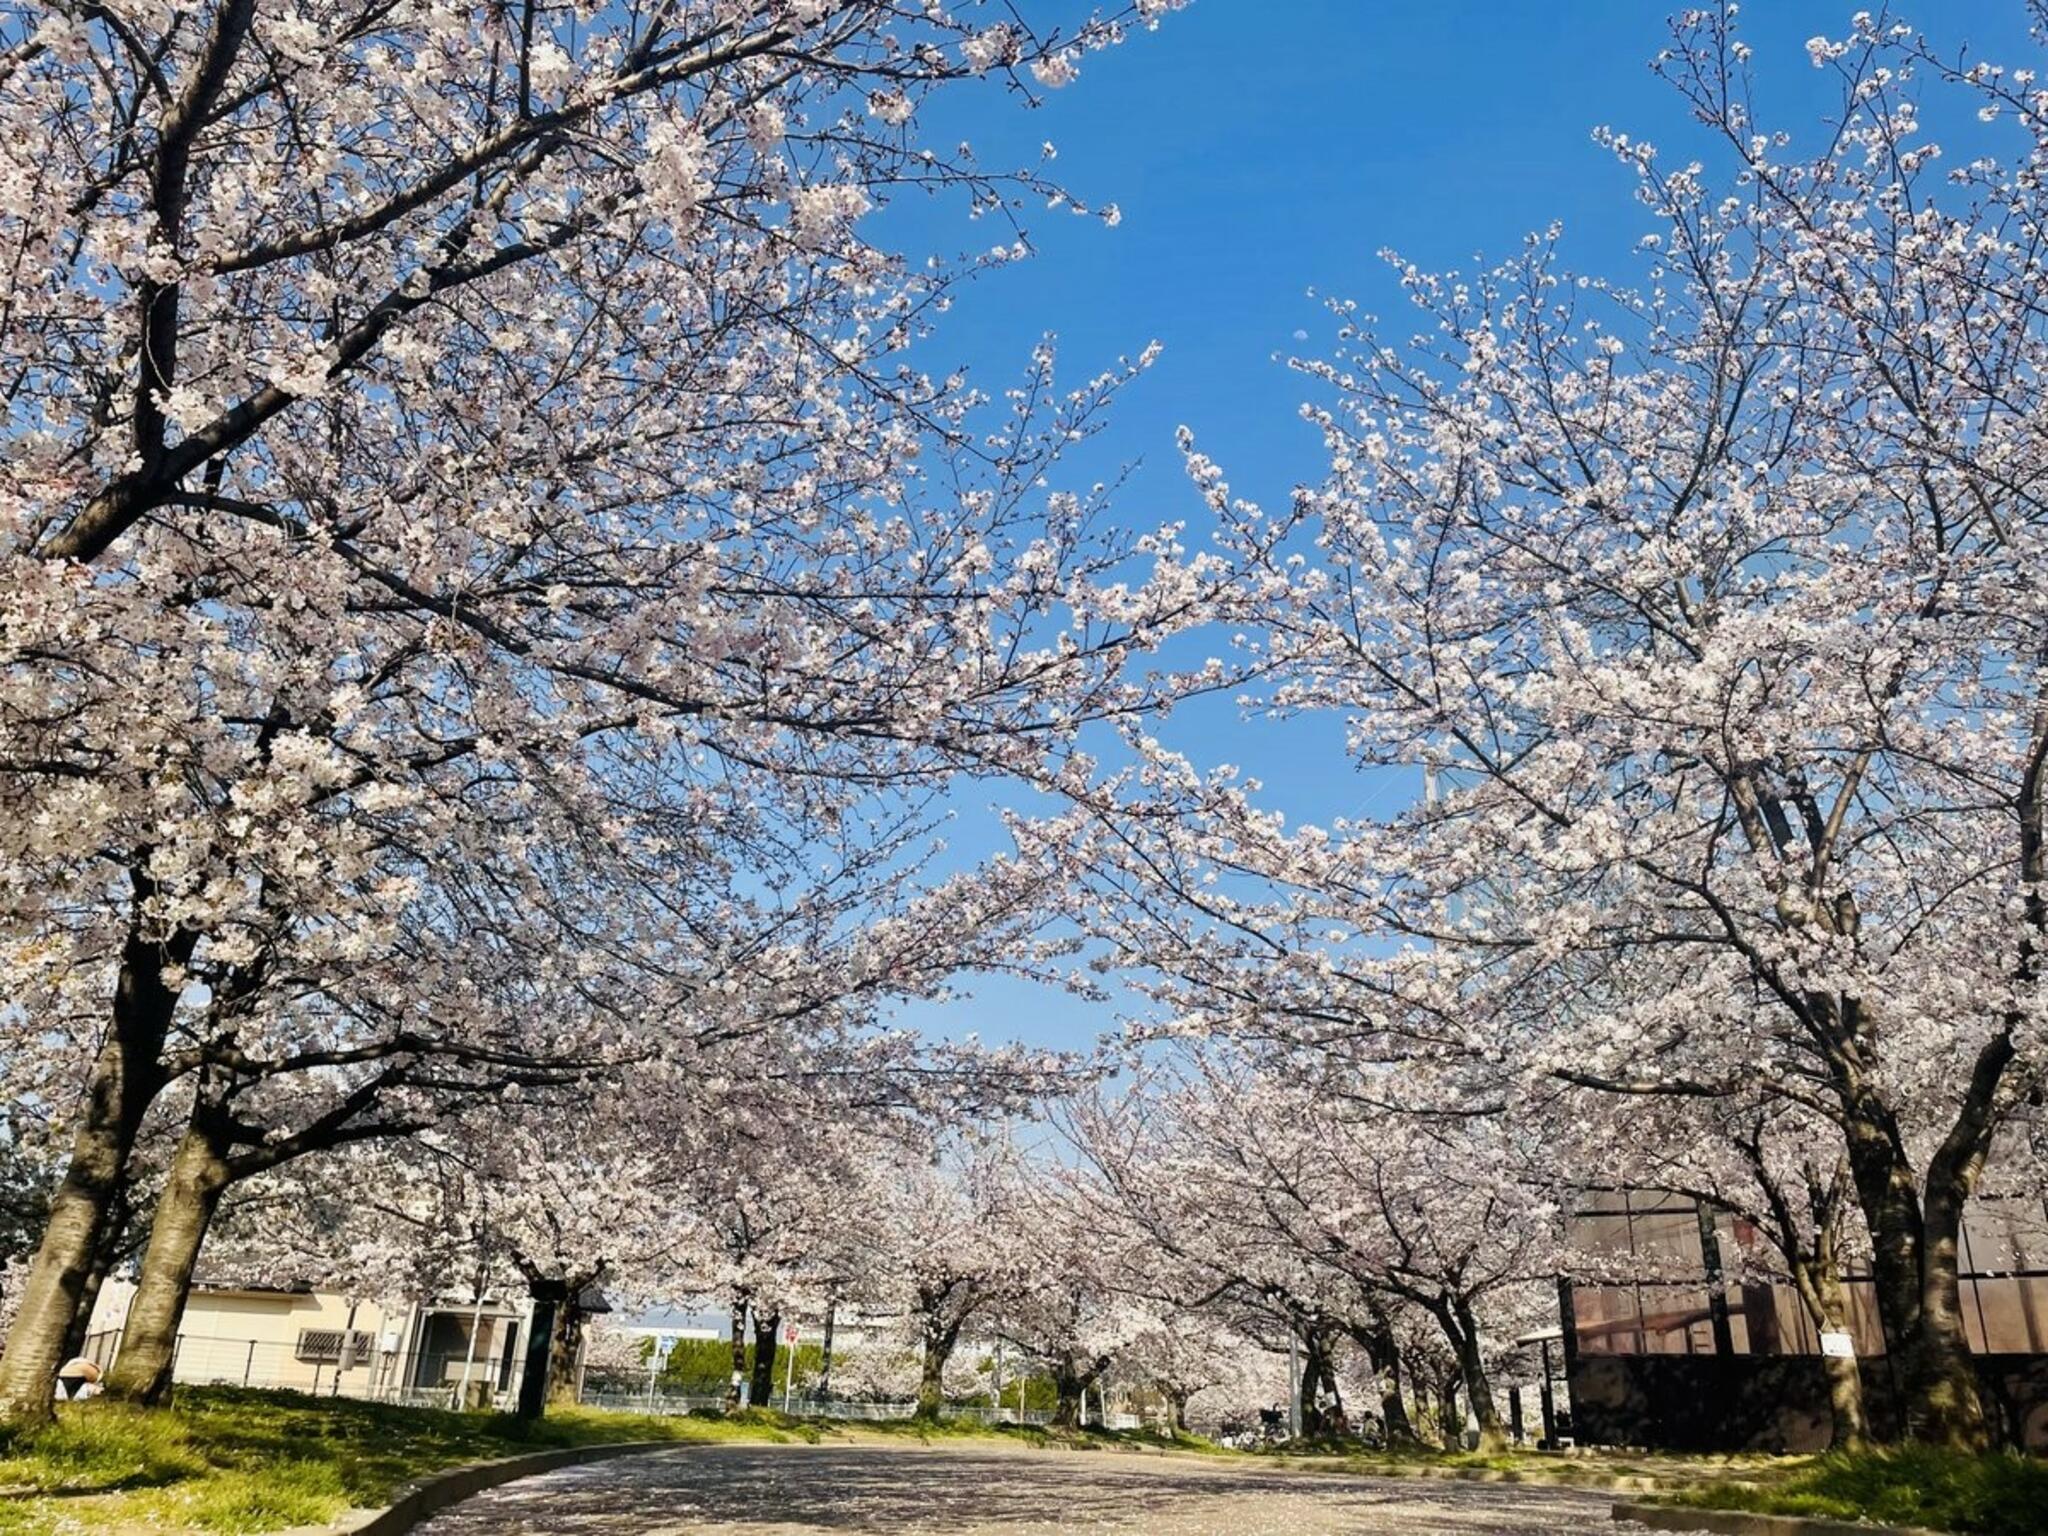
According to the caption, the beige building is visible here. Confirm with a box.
[83,1279,536,1408]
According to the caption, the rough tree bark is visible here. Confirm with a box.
[58,1187,134,1366]
[1447,1298,1507,1451]
[725,1299,748,1411]
[1164,1384,1191,1433]
[103,1102,235,1403]
[1050,1356,1109,1430]
[915,1313,962,1421]
[1793,1255,1870,1450]
[1747,1152,1871,1451]
[547,1290,592,1407]
[1841,1079,1995,1449]
[516,1278,566,1421]
[748,1309,779,1412]
[816,1297,837,1401]
[0,883,192,1423]
[1414,1295,1505,1452]
[1350,1307,1417,1445]
[1297,1327,1348,1438]
[1433,1377,1462,1448]
[96,1060,423,1406]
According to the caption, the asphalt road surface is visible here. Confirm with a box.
[412,1442,1643,1534]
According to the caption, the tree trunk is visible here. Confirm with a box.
[1435,1377,1461,1447]
[516,1280,564,1421]
[105,1116,233,1403]
[915,1318,956,1421]
[1052,1363,1086,1429]
[726,1300,748,1410]
[1165,1384,1190,1433]
[1843,1096,1991,1448]
[1365,1309,1417,1445]
[0,901,188,1423]
[1912,1192,1991,1449]
[548,1295,589,1407]
[59,1187,133,1366]
[1299,1329,1347,1437]
[816,1297,837,1401]
[1316,1345,1349,1437]
[3,1108,138,1399]
[1790,1255,1869,1450]
[1447,1299,1507,1452]
[748,1309,778,1412]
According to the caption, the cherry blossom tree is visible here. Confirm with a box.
[98,805,1089,1407]
[857,1132,1040,1419]
[0,0,1246,1422]
[1071,5,2048,1449]
[1534,1012,1875,1450]
[1075,1054,1552,1449]
[1113,1308,1265,1435]
[983,1162,1152,1429]
[1058,1070,1368,1436]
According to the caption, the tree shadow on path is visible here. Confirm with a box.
[416,1443,1620,1535]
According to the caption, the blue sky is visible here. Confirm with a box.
[883,0,2036,1051]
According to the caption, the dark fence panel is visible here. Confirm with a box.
[1567,1352,2048,1453]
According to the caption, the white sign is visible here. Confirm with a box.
[783,1323,800,1345]
[1819,1331,1855,1358]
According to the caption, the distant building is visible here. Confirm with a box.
[606,1301,892,1352]
[1557,1189,2048,1451]
[82,1277,550,1410]
[608,1305,724,1350]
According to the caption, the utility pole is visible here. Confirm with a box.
[454,1266,488,1411]
[455,1217,491,1411]
[817,1297,837,1401]
[738,1302,753,1408]
[1287,1334,1302,1437]
[335,1298,359,1397]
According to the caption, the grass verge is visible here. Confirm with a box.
[0,1390,1223,1533]
[1661,1445,2048,1535]
[0,1387,813,1535]
[849,1414,1223,1455]
[1263,1440,1791,1494]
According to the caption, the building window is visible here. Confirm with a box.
[295,1329,375,1364]
[1566,1190,2048,1360]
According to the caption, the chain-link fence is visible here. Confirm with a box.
[77,1327,1116,1428]
[77,1327,528,1411]
[576,1387,1064,1427]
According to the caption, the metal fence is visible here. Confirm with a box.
[77,1328,525,1411]
[78,1328,1112,1430]
[576,1389,1060,1426]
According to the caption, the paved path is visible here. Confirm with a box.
[413,1442,1639,1534]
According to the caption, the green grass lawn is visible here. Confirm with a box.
[1661,1445,2048,1536]
[0,1390,1224,1534]
[1270,1438,2047,1530]
[1265,1438,1793,1492]
[847,1412,1222,1454]
[0,1388,818,1535]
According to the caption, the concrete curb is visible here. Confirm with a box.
[1612,1499,1947,1536]
[285,1440,675,1536]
